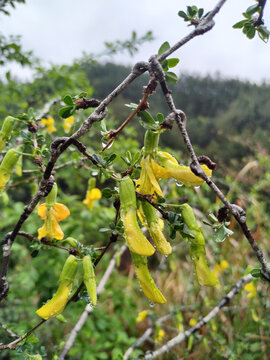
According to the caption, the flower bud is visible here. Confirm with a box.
[142,201,171,255]
[36,255,78,319]
[0,116,16,151]
[152,151,212,187]
[131,252,166,304]
[59,255,78,286]
[181,204,219,287]
[0,146,22,193]
[190,244,219,287]
[120,177,155,256]
[83,255,97,306]
[36,282,72,320]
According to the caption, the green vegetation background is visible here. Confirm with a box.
[0,59,270,359]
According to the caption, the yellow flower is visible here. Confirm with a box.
[189,318,197,327]
[41,117,56,133]
[192,253,219,287]
[177,323,184,332]
[137,156,164,197]
[244,282,257,298]
[83,188,102,211]
[213,260,229,278]
[155,329,165,343]
[152,151,212,187]
[36,281,71,320]
[136,310,149,323]
[63,116,74,133]
[37,203,70,240]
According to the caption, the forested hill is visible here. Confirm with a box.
[1,61,269,170]
[83,62,270,168]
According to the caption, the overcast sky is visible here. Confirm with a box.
[1,0,269,83]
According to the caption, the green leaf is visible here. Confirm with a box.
[102,188,117,198]
[257,25,270,42]
[137,110,158,130]
[99,228,110,233]
[63,95,73,106]
[156,113,164,123]
[158,41,170,55]
[233,20,248,29]
[198,8,204,18]
[161,59,169,71]
[250,268,262,278]
[245,4,260,16]
[105,153,117,165]
[167,58,180,68]
[213,225,233,243]
[56,314,67,323]
[25,333,39,344]
[58,105,74,118]
[178,10,188,20]
[187,6,197,17]
[165,71,178,84]
[244,24,256,39]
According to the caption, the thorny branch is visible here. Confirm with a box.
[254,0,268,27]
[141,275,253,359]
[1,0,268,354]
[148,51,270,282]
[58,244,127,360]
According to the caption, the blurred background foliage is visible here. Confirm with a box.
[0,9,270,360]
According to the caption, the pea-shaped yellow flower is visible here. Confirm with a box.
[136,310,149,323]
[37,183,70,240]
[41,117,56,133]
[244,282,257,298]
[63,116,74,133]
[37,203,70,240]
[83,188,102,211]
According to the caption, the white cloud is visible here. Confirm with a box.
[1,0,269,82]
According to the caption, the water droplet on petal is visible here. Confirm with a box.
[176,181,183,187]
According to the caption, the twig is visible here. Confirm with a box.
[144,274,253,359]
[17,231,79,255]
[254,0,268,26]
[102,77,157,151]
[0,320,46,350]
[149,51,270,282]
[124,314,172,360]
[0,320,19,340]
[58,244,127,360]
[158,0,228,63]
[8,176,39,188]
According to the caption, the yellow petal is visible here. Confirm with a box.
[192,255,219,287]
[53,203,70,221]
[149,222,172,255]
[160,151,178,164]
[36,282,71,320]
[141,158,163,196]
[37,203,47,220]
[38,223,47,239]
[123,209,155,256]
[89,188,102,200]
[51,216,64,240]
[136,263,166,304]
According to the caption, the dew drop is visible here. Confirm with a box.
[176,181,183,187]
[102,140,114,150]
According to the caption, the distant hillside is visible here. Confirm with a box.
[82,62,270,168]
